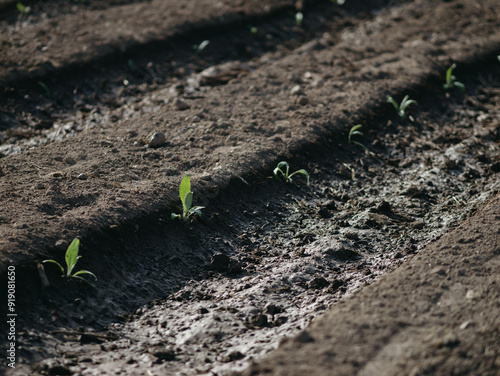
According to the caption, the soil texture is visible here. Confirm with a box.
[0,0,499,375]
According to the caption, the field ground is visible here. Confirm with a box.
[0,0,499,375]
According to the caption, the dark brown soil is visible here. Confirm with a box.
[1,0,500,375]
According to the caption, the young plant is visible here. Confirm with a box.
[273,161,310,185]
[16,2,30,14]
[38,81,52,99]
[443,63,465,91]
[43,239,97,286]
[348,124,367,150]
[295,12,304,26]
[171,174,204,222]
[193,40,210,54]
[387,95,417,118]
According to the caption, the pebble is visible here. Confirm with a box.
[77,173,87,180]
[64,156,76,165]
[173,98,190,111]
[210,253,231,271]
[54,239,67,251]
[294,330,315,343]
[290,85,303,95]
[47,365,72,375]
[298,96,309,106]
[147,132,166,148]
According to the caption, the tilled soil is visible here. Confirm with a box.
[1,0,500,375]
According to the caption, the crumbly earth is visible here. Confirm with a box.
[0,0,499,375]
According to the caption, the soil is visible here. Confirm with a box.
[1,0,500,375]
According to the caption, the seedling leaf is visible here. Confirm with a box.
[42,238,96,286]
[387,95,417,118]
[172,174,204,222]
[289,169,310,185]
[65,238,81,276]
[183,191,193,216]
[443,64,465,91]
[42,259,65,275]
[273,161,309,185]
[348,124,367,150]
[179,175,191,202]
[74,270,98,281]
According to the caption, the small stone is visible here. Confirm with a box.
[101,140,114,147]
[50,171,64,178]
[465,290,477,300]
[47,365,73,375]
[318,207,332,219]
[192,115,201,123]
[430,267,446,276]
[209,253,231,271]
[77,173,87,180]
[294,330,315,343]
[223,351,245,363]
[433,333,460,349]
[248,313,268,328]
[376,201,392,213]
[64,157,76,165]
[298,96,309,106]
[55,239,67,251]
[266,304,284,315]
[173,98,190,110]
[325,200,336,211]
[308,277,329,289]
[290,85,303,95]
[115,198,127,206]
[147,132,166,148]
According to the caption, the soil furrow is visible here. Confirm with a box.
[1,0,500,374]
[0,0,383,141]
[9,42,500,376]
[0,0,498,268]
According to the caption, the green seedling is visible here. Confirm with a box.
[171,174,204,221]
[273,161,310,185]
[348,124,367,150]
[443,63,465,91]
[249,25,259,35]
[16,2,30,14]
[387,95,417,118]
[295,12,304,26]
[193,40,210,54]
[43,239,97,286]
[38,81,52,99]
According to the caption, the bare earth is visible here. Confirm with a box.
[0,0,499,375]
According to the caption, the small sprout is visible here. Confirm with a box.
[387,95,417,118]
[249,25,259,35]
[193,40,210,54]
[16,2,30,14]
[171,175,204,222]
[127,59,139,72]
[295,12,304,26]
[273,161,310,185]
[443,63,465,91]
[348,124,367,150]
[331,0,345,4]
[38,81,52,99]
[43,239,97,287]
